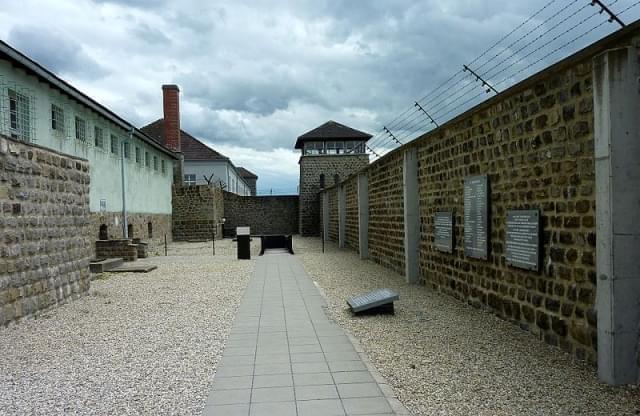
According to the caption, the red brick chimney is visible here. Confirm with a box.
[162,84,181,152]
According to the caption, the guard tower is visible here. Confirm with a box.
[296,120,372,236]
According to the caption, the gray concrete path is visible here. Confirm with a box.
[203,253,406,416]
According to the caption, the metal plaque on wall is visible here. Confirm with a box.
[434,211,454,253]
[463,175,489,260]
[505,209,541,272]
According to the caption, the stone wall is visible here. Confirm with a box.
[344,176,359,251]
[223,192,299,236]
[0,136,91,326]
[327,187,338,241]
[368,151,405,275]
[95,240,138,262]
[90,213,171,257]
[318,29,640,365]
[172,184,224,241]
[298,154,369,236]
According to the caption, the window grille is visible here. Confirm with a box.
[75,116,87,142]
[51,104,64,134]
[94,126,104,149]
[110,134,119,155]
[123,141,130,159]
[135,146,141,164]
[161,159,165,174]
[184,174,196,185]
[6,87,35,143]
[153,155,158,171]
[145,151,150,167]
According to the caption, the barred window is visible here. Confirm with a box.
[123,141,130,159]
[161,159,165,174]
[51,104,64,132]
[8,89,31,142]
[145,151,150,167]
[135,146,141,164]
[75,117,86,142]
[184,174,196,185]
[153,155,158,171]
[94,126,104,148]
[110,135,119,155]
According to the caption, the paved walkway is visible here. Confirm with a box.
[203,253,407,416]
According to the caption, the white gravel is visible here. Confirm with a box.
[295,237,640,416]
[0,239,255,416]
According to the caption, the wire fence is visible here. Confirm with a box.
[363,0,640,160]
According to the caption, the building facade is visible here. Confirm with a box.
[237,167,258,196]
[296,121,371,236]
[0,41,178,253]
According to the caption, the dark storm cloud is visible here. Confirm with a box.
[8,25,109,80]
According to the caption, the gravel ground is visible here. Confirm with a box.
[295,237,640,416]
[0,239,256,416]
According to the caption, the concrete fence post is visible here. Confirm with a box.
[403,147,420,283]
[357,173,369,259]
[338,184,346,248]
[593,45,640,385]
[322,191,329,242]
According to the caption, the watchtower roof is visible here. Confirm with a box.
[295,120,372,149]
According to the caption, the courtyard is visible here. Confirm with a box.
[0,238,638,415]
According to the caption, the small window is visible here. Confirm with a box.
[135,147,141,164]
[123,142,130,159]
[8,89,31,142]
[94,126,104,148]
[153,155,158,171]
[147,222,153,238]
[184,174,196,185]
[99,224,108,240]
[145,151,150,167]
[127,223,133,238]
[51,104,64,133]
[75,117,86,142]
[161,159,166,174]
[319,174,325,188]
[110,135,119,155]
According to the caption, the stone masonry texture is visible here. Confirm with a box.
[223,191,299,235]
[172,184,224,241]
[299,154,368,236]
[0,135,91,326]
[90,212,171,258]
[319,30,640,365]
[344,176,359,251]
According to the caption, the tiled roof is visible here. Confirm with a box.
[237,167,258,179]
[295,120,372,149]
[140,119,229,161]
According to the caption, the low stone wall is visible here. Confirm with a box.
[90,212,171,257]
[172,184,224,241]
[95,240,138,262]
[0,136,91,326]
[223,192,299,236]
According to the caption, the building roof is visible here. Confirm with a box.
[140,119,229,161]
[237,167,258,179]
[295,120,372,149]
[0,40,178,160]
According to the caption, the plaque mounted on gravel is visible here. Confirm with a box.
[463,175,490,260]
[505,209,541,272]
[434,211,454,253]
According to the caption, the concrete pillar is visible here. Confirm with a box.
[403,147,420,283]
[357,173,369,259]
[338,185,346,248]
[322,191,329,242]
[593,46,640,385]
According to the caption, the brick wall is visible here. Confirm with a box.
[327,187,338,241]
[368,151,405,275]
[0,136,91,326]
[172,184,224,241]
[223,191,299,235]
[318,29,640,364]
[344,176,359,251]
[299,154,368,236]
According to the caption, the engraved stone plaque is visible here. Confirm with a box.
[464,175,489,260]
[434,211,454,253]
[505,209,541,272]
[347,288,399,314]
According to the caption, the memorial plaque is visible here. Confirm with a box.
[505,209,541,272]
[347,288,399,314]
[434,211,454,253]
[464,175,489,260]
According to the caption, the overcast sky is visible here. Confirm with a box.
[1,0,637,194]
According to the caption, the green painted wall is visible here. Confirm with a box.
[0,60,174,214]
